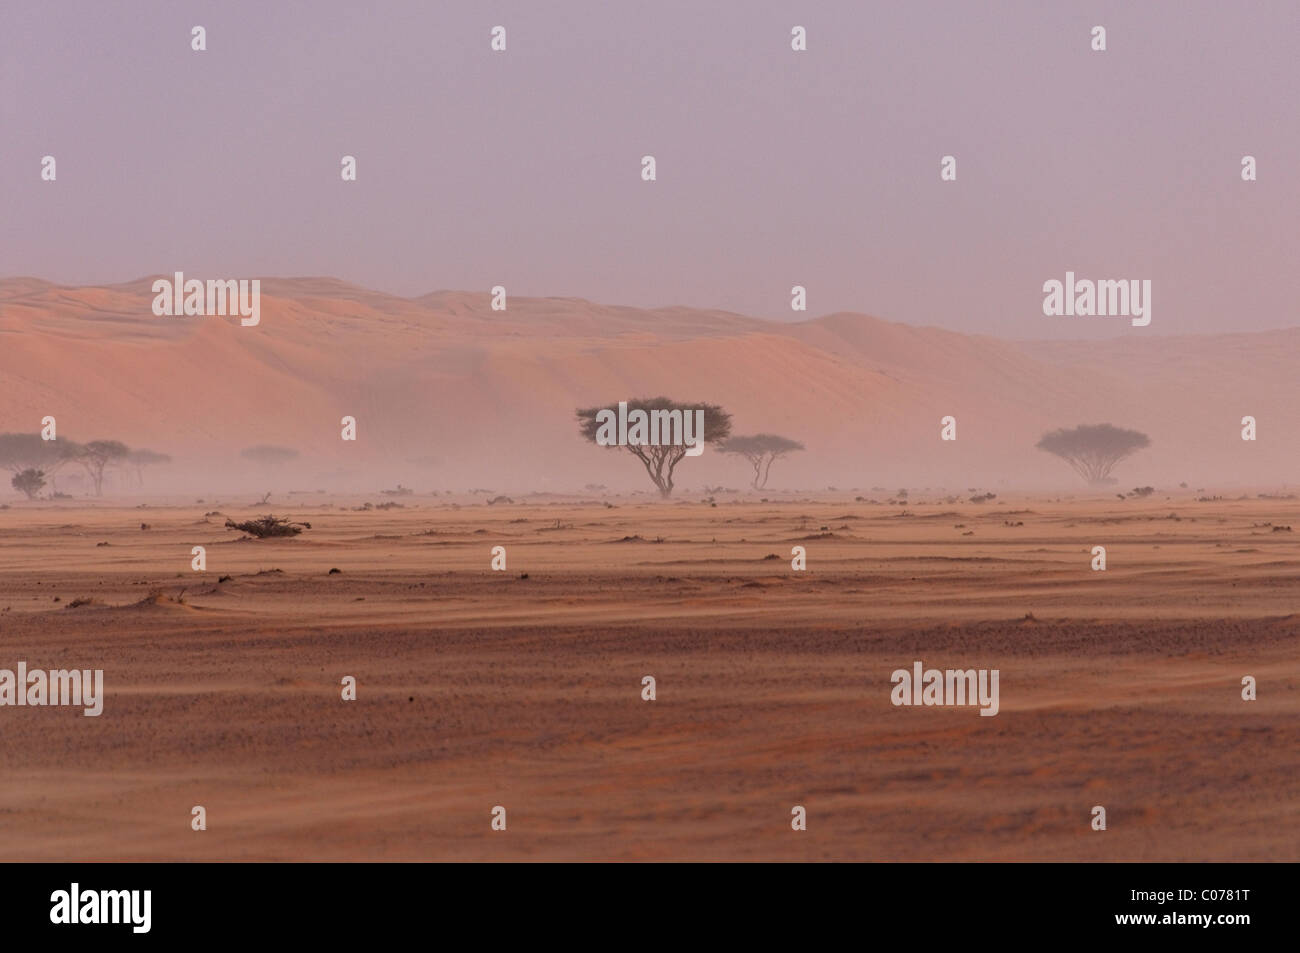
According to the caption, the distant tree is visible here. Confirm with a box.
[241,445,299,467]
[1036,424,1151,485]
[11,468,46,499]
[0,433,82,483]
[0,433,44,474]
[718,434,805,489]
[575,397,732,498]
[127,448,172,486]
[78,440,130,496]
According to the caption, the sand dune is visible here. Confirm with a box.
[2,277,1299,494]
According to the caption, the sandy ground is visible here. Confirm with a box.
[0,494,1297,861]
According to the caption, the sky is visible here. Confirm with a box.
[2,0,1297,338]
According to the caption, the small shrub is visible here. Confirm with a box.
[225,515,311,538]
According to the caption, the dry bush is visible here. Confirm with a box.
[225,515,311,538]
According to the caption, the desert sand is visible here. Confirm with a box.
[1,494,1296,861]
[2,278,1297,860]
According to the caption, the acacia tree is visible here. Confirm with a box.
[1036,424,1150,485]
[128,448,172,486]
[575,397,732,498]
[241,445,299,467]
[718,433,805,489]
[240,445,298,495]
[78,440,130,496]
[12,468,46,499]
[0,433,83,492]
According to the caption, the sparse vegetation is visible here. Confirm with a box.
[576,397,732,498]
[0,432,85,494]
[126,448,172,486]
[224,515,311,538]
[11,468,46,499]
[1036,424,1151,486]
[240,445,299,466]
[133,589,187,607]
[717,434,805,489]
[78,440,130,496]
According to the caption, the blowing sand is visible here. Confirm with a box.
[0,495,1296,861]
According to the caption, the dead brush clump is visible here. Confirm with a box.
[225,515,311,538]
[132,589,187,607]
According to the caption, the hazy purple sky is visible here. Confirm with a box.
[2,0,1296,338]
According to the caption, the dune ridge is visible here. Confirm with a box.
[2,277,1297,492]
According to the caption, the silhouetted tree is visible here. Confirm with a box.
[127,448,172,486]
[78,440,130,496]
[0,433,82,485]
[240,445,299,466]
[575,397,732,498]
[1036,424,1150,485]
[719,434,805,489]
[11,468,46,499]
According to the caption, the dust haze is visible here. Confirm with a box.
[3,277,1297,501]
